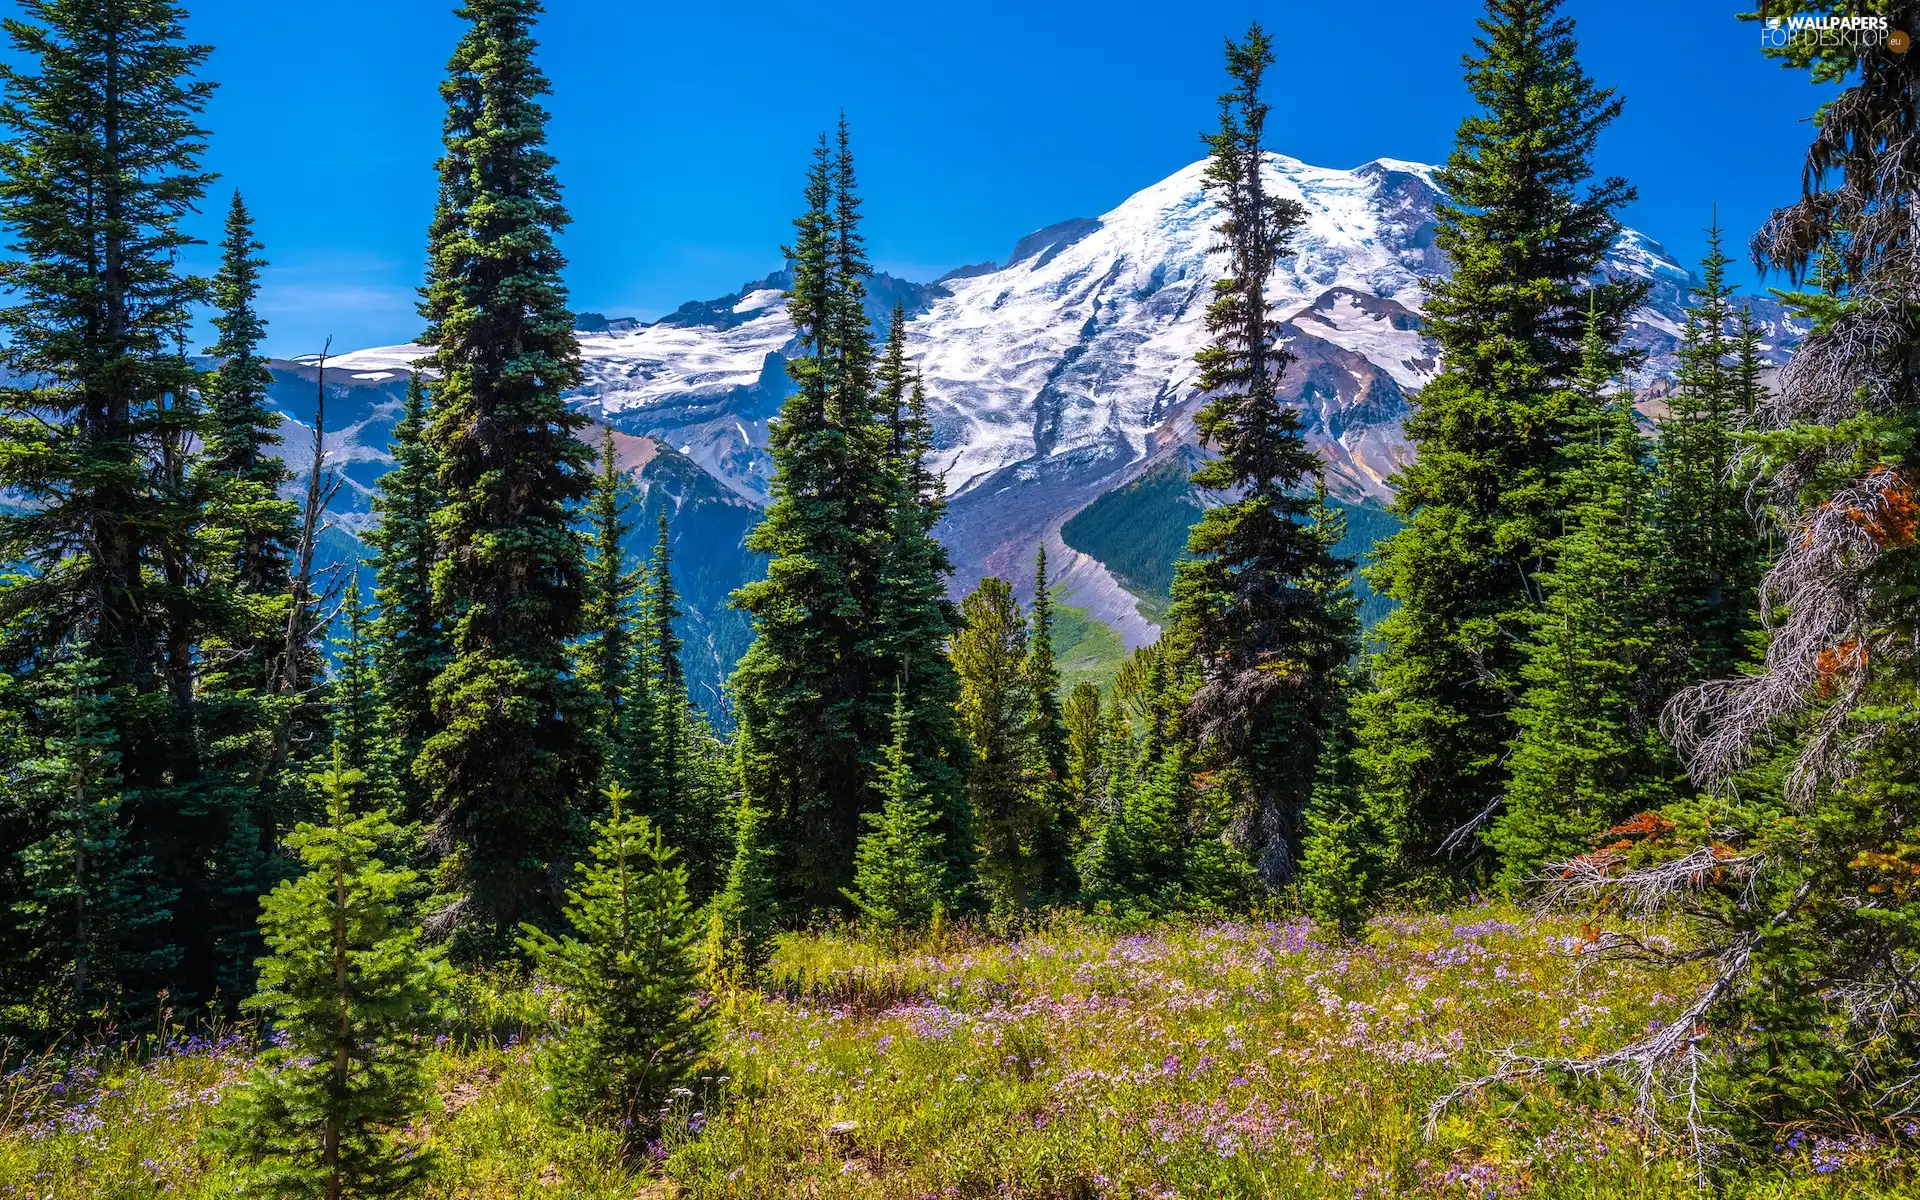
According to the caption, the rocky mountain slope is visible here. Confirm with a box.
[294,150,1803,696]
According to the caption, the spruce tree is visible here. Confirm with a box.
[367,372,444,827]
[198,192,297,642]
[843,690,947,939]
[578,429,652,795]
[1356,0,1643,882]
[1080,745,1190,916]
[192,190,305,998]
[729,123,898,915]
[2,649,170,1026]
[1171,23,1359,889]
[873,312,972,894]
[1488,320,1674,888]
[416,0,597,946]
[704,785,778,992]
[215,748,445,1200]
[520,783,713,1137]
[1062,683,1105,817]
[1297,674,1377,936]
[953,577,1040,914]
[1025,548,1078,898]
[0,0,216,1005]
[1654,220,1765,690]
[331,589,384,779]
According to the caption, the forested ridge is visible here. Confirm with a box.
[1,0,1918,1195]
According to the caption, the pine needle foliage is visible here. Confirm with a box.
[520,783,713,1139]
[216,747,445,1200]
[1357,0,1644,883]
[1490,318,1675,889]
[1173,24,1358,887]
[844,690,947,939]
[416,0,597,945]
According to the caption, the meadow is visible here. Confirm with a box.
[4,908,1915,1199]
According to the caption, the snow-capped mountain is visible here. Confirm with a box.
[316,151,1802,664]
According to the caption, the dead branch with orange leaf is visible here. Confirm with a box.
[1665,463,1916,803]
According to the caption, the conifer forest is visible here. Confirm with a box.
[4,0,1920,1196]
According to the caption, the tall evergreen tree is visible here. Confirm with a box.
[873,311,972,892]
[1171,24,1358,886]
[192,190,304,998]
[577,429,652,795]
[1024,548,1077,897]
[1356,0,1643,882]
[1297,672,1376,936]
[729,123,898,916]
[0,0,217,1005]
[953,577,1040,914]
[214,748,445,1200]
[367,372,444,827]
[1488,319,1674,888]
[703,785,777,992]
[198,192,297,638]
[416,0,597,946]
[1654,220,1766,690]
[330,589,384,782]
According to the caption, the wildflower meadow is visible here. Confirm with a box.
[4,908,1914,1198]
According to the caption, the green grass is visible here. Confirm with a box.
[5,910,1914,1198]
[1051,599,1133,694]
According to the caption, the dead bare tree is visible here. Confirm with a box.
[255,339,345,797]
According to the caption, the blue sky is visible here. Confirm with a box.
[127,0,1835,356]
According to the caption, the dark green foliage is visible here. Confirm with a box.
[215,748,444,1199]
[367,372,445,827]
[1357,0,1643,883]
[578,429,654,797]
[873,313,972,894]
[520,783,713,1138]
[953,577,1042,913]
[704,786,778,992]
[416,0,597,944]
[1513,15,1920,1151]
[1081,742,1254,917]
[1298,675,1379,936]
[1026,549,1078,898]
[193,191,304,1001]
[1489,321,1675,889]
[0,0,227,1007]
[1174,29,1362,887]
[729,123,906,916]
[0,649,171,1027]
[331,588,384,783]
[199,192,297,619]
[844,691,947,937]
[1654,220,1767,691]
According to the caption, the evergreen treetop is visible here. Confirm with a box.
[1358,0,1642,883]
[1172,22,1358,886]
[415,0,598,945]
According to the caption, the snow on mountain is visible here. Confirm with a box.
[323,150,1802,653]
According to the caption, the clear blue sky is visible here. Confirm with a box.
[106,0,1833,355]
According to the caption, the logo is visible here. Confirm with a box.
[1759,9,1907,53]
